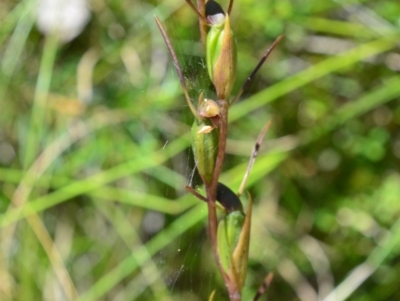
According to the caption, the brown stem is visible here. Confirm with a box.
[204,99,240,299]
[196,0,207,47]
[185,185,209,202]
[227,0,235,15]
[154,17,200,119]
[212,100,228,200]
[253,273,274,301]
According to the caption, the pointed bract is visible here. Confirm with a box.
[230,193,252,291]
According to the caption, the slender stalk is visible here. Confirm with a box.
[227,0,235,15]
[230,35,283,105]
[154,17,200,119]
[238,121,271,196]
[196,0,207,46]
[205,99,235,297]
[253,273,274,301]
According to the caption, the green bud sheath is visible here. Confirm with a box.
[206,14,237,100]
[191,118,219,184]
[217,210,245,273]
[217,194,252,292]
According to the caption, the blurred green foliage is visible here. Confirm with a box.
[1,0,400,300]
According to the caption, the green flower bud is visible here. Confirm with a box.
[206,13,237,100]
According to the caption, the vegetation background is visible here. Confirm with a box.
[1,0,400,300]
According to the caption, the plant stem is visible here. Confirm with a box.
[197,0,207,46]
[205,99,241,300]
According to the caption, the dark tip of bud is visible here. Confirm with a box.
[216,182,243,213]
[206,0,225,21]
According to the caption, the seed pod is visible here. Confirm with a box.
[206,5,237,100]
[191,118,219,184]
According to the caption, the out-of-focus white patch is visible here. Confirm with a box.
[142,211,165,235]
[207,13,225,25]
[36,0,91,43]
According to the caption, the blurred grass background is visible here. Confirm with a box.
[1,0,400,300]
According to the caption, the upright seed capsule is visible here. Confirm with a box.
[191,117,219,184]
